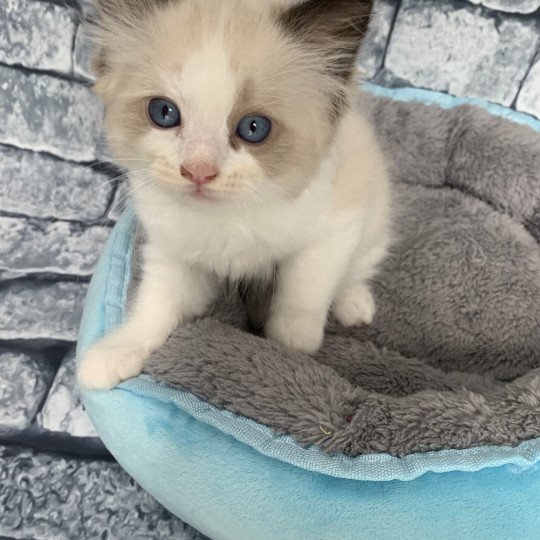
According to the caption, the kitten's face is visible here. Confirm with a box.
[94,0,372,207]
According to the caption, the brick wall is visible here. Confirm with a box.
[358,0,540,116]
[1,1,202,537]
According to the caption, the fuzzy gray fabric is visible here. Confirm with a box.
[143,94,540,458]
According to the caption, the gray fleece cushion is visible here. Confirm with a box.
[143,94,540,458]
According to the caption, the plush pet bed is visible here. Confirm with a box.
[78,85,540,540]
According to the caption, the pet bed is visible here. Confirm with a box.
[77,85,540,540]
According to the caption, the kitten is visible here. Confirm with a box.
[78,0,391,390]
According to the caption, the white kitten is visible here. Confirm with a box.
[78,0,391,390]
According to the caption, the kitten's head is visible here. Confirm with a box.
[92,0,373,206]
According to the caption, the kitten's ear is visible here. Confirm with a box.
[91,0,172,94]
[278,0,374,81]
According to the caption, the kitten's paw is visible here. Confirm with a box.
[265,313,324,354]
[334,285,376,327]
[78,342,148,390]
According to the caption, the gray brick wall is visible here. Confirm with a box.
[0,0,174,537]
[0,0,538,538]
[358,0,540,116]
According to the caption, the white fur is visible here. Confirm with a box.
[79,116,390,389]
[79,19,391,390]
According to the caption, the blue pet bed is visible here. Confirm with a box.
[77,86,540,540]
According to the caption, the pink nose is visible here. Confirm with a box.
[180,163,219,185]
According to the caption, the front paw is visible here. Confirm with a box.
[334,284,376,327]
[78,341,148,390]
[265,313,325,354]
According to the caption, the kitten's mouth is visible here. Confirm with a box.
[188,185,217,202]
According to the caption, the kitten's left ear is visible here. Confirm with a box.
[277,0,374,82]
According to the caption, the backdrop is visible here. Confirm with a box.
[1,0,539,538]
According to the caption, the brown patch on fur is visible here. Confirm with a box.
[103,97,153,161]
[246,122,297,181]
[227,78,255,151]
[227,78,303,182]
[277,0,374,82]
[330,86,351,122]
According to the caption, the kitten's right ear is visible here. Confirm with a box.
[278,0,374,82]
[91,0,162,93]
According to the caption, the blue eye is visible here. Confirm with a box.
[236,115,272,144]
[148,98,181,128]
